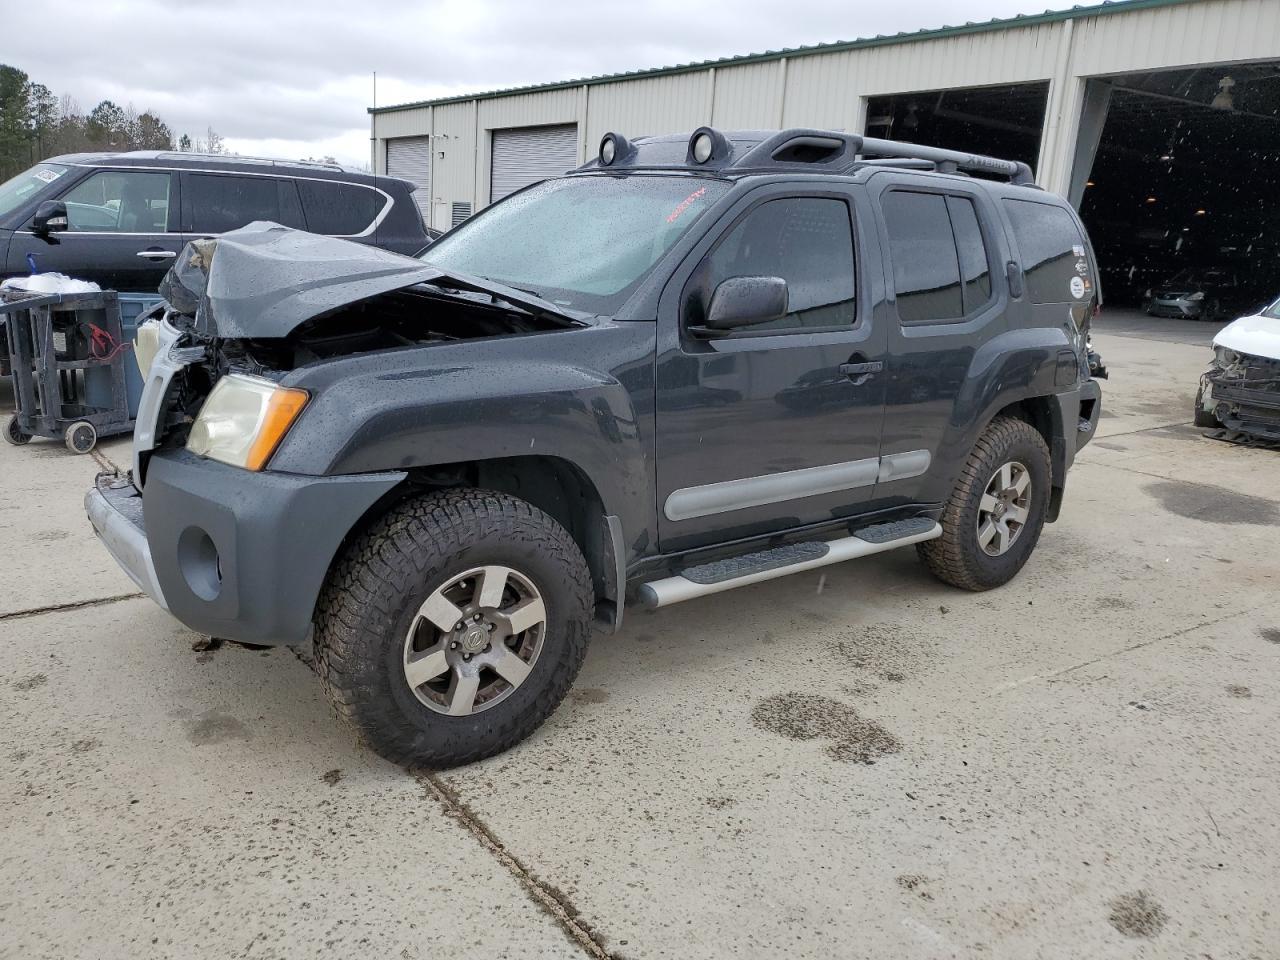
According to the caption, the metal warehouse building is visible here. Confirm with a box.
[371,0,1280,303]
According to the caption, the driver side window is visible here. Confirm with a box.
[686,197,856,332]
[60,171,172,233]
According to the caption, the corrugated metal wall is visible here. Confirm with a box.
[372,0,1279,215]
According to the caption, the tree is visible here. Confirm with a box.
[204,126,224,154]
[178,133,192,151]
[135,112,173,150]
[86,99,127,148]
[0,64,32,177]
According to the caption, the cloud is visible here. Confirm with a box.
[3,0,1042,167]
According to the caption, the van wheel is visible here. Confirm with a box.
[918,416,1051,591]
[313,488,593,768]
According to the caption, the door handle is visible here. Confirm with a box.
[1006,260,1023,298]
[136,249,177,260]
[838,360,883,386]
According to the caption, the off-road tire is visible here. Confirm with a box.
[917,416,1052,591]
[1193,386,1219,428]
[313,488,594,768]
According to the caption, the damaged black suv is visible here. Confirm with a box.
[87,128,1103,767]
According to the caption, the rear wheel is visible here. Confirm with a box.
[4,415,30,446]
[313,488,594,768]
[918,416,1052,591]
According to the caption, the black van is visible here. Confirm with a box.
[0,152,433,291]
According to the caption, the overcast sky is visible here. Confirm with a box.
[5,0,1050,167]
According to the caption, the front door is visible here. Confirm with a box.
[655,188,887,553]
[7,168,181,291]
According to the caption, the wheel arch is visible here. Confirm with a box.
[322,454,625,632]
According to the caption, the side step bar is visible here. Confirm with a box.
[637,518,941,609]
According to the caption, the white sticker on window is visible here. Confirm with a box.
[1069,276,1086,300]
[1072,244,1085,257]
[33,168,62,184]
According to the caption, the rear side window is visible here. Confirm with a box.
[947,196,991,314]
[882,191,962,322]
[185,174,279,233]
[691,197,856,332]
[296,181,384,235]
[1003,199,1090,304]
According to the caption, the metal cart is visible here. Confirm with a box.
[1,289,135,453]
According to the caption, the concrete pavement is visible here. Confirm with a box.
[2,312,1277,959]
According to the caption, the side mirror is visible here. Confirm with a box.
[32,200,69,238]
[701,276,788,333]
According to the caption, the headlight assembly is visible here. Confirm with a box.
[1188,291,1206,301]
[186,374,309,471]
[1214,346,1240,369]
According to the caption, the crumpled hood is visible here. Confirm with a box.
[162,221,580,339]
[1214,312,1280,361]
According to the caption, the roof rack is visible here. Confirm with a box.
[853,136,1035,185]
[583,128,1036,185]
[153,152,346,172]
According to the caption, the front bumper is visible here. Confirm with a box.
[1200,373,1280,440]
[87,451,404,645]
[85,475,168,610]
[1148,298,1204,319]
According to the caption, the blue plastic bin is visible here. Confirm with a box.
[83,292,164,418]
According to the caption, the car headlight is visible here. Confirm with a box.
[134,319,161,376]
[1214,346,1239,368]
[1188,291,1205,301]
[186,374,309,471]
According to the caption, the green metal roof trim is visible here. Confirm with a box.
[369,0,1194,115]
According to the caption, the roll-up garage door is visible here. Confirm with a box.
[386,136,431,221]
[490,124,578,203]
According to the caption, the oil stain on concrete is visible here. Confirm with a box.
[1143,480,1279,525]
[1260,627,1280,644]
[12,673,48,692]
[570,687,610,705]
[1108,890,1168,938]
[750,692,900,764]
[1226,684,1252,699]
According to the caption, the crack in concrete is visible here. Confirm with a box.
[0,592,142,623]
[1046,605,1262,682]
[416,772,617,959]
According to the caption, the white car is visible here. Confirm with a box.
[1196,295,1280,441]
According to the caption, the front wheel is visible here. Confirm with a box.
[918,416,1052,591]
[313,488,594,768]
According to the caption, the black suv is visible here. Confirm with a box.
[0,151,431,291]
[86,128,1103,767]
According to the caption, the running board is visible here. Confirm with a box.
[637,518,941,609]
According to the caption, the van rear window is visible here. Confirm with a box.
[296,181,384,236]
[1003,199,1090,304]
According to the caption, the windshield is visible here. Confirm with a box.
[422,175,728,314]
[0,163,69,220]
[1262,295,1280,320]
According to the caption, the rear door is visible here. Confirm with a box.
[180,172,305,241]
[8,167,181,291]
[869,174,1010,509]
[655,184,887,552]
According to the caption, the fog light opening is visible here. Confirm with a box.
[177,526,222,602]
